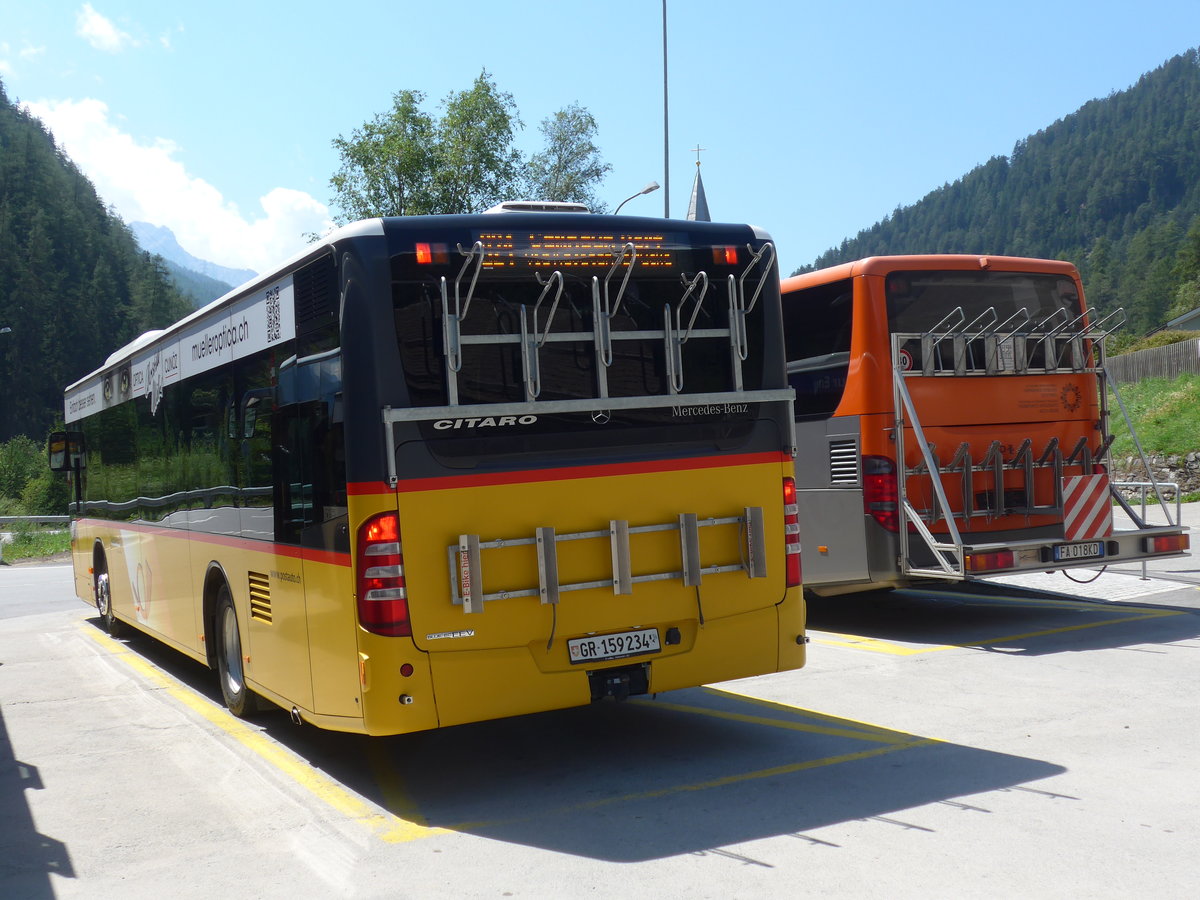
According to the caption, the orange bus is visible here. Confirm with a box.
[52,209,805,734]
[780,254,1188,595]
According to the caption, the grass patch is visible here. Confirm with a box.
[1108,373,1200,459]
[0,524,72,563]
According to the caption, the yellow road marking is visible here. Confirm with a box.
[813,632,935,656]
[813,608,1183,656]
[79,624,946,841]
[698,686,921,740]
[914,591,1161,611]
[79,625,440,843]
[365,740,452,843]
[641,697,912,744]
[451,738,938,832]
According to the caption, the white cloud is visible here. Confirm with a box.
[159,24,184,51]
[24,97,333,274]
[1,41,45,77]
[76,4,140,53]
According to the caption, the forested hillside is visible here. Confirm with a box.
[0,78,192,443]
[799,49,1200,336]
[6,50,1200,447]
[160,257,235,308]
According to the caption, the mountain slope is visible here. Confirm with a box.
[799,49,1200,334]
[0,78,193,441]
[130,221,256,289]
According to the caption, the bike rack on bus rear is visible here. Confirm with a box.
[382,240,794,612]
[889,304,1178,580]
[445,509,769,615]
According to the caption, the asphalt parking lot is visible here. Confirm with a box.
[2,512,1198,899]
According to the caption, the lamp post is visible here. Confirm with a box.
[614,182,661,215]
[662,0,670,218]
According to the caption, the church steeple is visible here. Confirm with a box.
[686,144,710,222]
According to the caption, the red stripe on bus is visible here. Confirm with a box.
[73,519,351,567]
[347,451,789,495]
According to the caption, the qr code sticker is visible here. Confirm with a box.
[266,287,281,342]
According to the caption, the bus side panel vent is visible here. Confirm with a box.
[294,254,338,335]
[829,440,860,485]
[248,571,272,623]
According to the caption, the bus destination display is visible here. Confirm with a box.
[473,231,679,272]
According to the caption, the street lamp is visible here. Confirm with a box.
[614,181,661,215]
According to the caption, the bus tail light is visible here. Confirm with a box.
[863,456,900,532]
[783,476,802,587]
[1144,534,1189,554]
[356,512,411,637]
[713,246,739,266]
[964,550,1016,572]
[415,242,448,265]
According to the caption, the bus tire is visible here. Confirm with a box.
[215,583,264,717]
[95,567,123,638]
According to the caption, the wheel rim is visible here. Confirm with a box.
[96,575,110,617]
[221,604,244,696]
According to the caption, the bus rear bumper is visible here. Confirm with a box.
[424,595,806,731]
[961,525,1190,577]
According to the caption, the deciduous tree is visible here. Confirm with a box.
[329,72,610,220]
[329,90,437,221]
[525,103,611,211]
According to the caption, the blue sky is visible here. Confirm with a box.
[2,1,1198,276]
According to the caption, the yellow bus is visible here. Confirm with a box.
[52,209,805,735]
[780,254,1188,595]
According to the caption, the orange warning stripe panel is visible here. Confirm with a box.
[1062,474,1113,541]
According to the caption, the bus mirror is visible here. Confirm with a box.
[48,431,86,472]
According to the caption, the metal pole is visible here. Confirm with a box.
[662,0,670,218]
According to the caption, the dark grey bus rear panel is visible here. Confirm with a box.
[333,214,792,485]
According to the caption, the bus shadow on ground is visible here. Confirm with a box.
[93,617,1065,863]
[285,688,1065,863]
[0,704,72,899]
[805,583,1200,656]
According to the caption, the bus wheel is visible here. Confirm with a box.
[95,570,123,638]
[215,584,263,717]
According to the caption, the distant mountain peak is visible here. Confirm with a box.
[130,221,257,288]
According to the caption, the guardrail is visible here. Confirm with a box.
[0,516,70,527]
[1114,481,1183,581]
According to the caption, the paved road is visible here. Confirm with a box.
[1,521,1197,898]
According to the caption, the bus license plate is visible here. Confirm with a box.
[568,629,661,665]
[1053,541,1105,562]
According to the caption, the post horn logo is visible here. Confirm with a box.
[1060,382,1083,412]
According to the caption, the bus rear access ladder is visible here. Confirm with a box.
[890,304,1176,580]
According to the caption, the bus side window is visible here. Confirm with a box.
[784,280,853,420]
[273,351,347,551]
[273,404,308,544]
